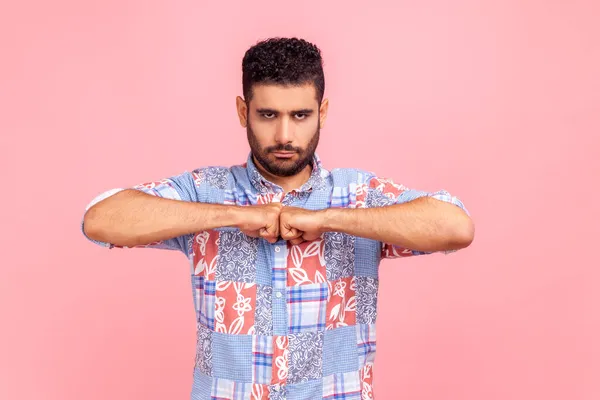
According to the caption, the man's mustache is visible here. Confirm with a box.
[267,144,301,153]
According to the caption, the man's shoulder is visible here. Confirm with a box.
[190,165,238,174]
[170,164,240,191]
[327,166,375,186]
[187,162,254,176]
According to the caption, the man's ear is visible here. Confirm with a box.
[319,98,329,129]
[236,96,248,127]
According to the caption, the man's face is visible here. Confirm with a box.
[240,83,326,177]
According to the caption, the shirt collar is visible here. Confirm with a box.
[246,152,326,194]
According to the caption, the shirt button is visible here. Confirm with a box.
[274,246,281,253]
[275,291,283,298]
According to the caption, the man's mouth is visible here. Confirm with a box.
[271,151,296,159]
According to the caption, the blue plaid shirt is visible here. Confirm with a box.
[82,153,468,400]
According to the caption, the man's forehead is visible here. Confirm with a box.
[250,83,318,110]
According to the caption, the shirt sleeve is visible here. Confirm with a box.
[356,175,470,259]
[81,171,199,255]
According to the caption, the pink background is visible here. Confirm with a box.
[2,1,599,399]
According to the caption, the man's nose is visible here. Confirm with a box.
[274,117,293,144]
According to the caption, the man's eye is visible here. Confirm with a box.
[295,113,307,120]
[262,113,276,119]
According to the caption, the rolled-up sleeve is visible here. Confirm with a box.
[359,175,469,259]
[81,171,199,254]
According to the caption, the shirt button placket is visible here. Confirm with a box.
[271,241,288,336]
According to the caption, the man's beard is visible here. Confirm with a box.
[247,122,320,177]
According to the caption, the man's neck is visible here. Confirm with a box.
[253,157,312,193]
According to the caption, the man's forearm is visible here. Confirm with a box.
[320,197,474,252]
[83,189,240,247]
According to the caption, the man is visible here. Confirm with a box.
[82,37,474,400]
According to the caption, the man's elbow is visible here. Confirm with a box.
[449,216,475,249]
[83,205,116,244]
[83,206,104,242]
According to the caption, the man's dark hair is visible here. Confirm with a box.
[242,37,325,104]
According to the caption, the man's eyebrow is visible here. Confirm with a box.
[255,108,315,114]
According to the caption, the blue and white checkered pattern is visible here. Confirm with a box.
[193,275,203,322]
[272,241,289,336]
[357,323,377,367]
[252,335,273,385]
[211,377,252,399]
[322,371,362,399]
[288,283,328,333]
[272,242,288,287]
[81,152,470,400]
[212,332,253,382]
[330,186,351,208]
[199,280,216,330]
[285,379,322,400]
[323,326,359,376]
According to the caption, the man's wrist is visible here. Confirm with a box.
[319,207,348,233]
[222,204,247,229]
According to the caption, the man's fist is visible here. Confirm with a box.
[280,206,325,245]
[234,204,326,245]
[235,202,283,243]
